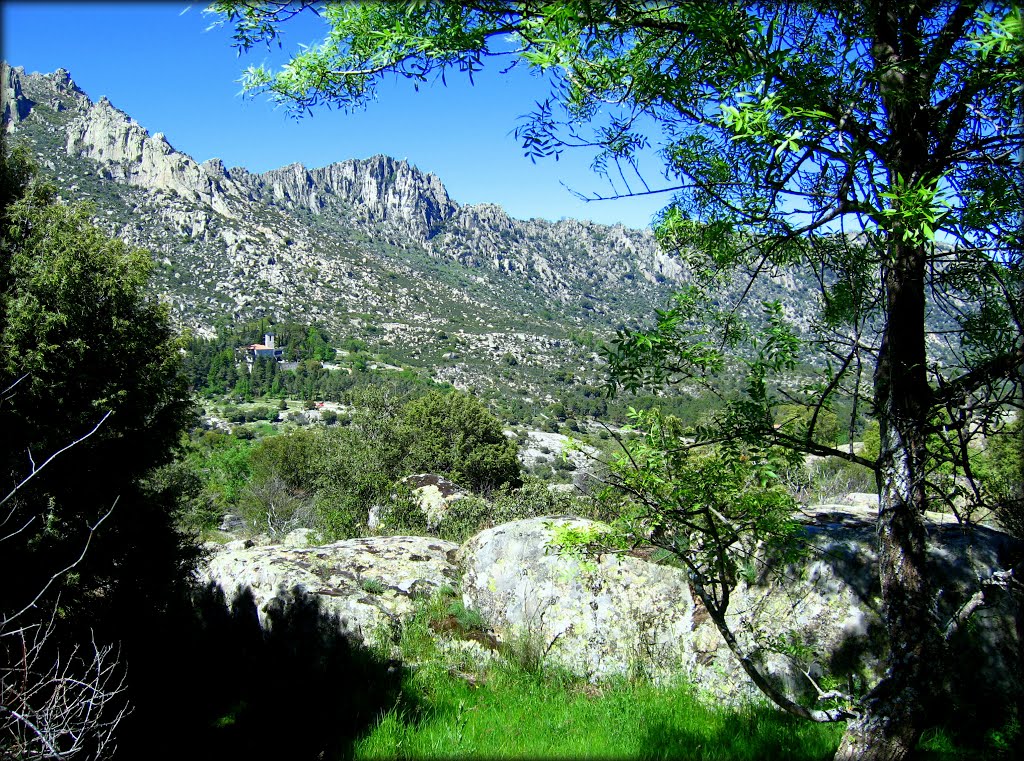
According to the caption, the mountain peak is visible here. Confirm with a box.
[257,153,458,240]
[2,63,734,370]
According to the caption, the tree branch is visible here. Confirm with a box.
[943,566,1018,643]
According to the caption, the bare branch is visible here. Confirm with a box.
[943,567,1018,643]
[0,411,113,510]
[1,498,119,630]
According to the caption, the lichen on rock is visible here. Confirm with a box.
[199,534,460,648]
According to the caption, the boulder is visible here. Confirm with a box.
[399,473,469,528]
[458,511,1022,709]
[837,492,878,509]
[199,535,460,647]
[282,527,316,547]
[458,516,696,684]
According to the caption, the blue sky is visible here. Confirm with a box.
[3,2,669,228]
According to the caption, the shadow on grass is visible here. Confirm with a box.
[113,581,407,761]
[640,703,843,761]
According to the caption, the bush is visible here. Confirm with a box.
[491,476,608,524]
[782,456,876,505]
[436,495,492,543]
[976,418,1024,537]
[775,404,841,448]
[402,390,522,492]
[238,474,311,537]
[375,484,429,536]
[250,405,277,422]
[312,491,369,540]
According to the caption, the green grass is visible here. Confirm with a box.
[353,664,844,760]
[352,591,1017,760]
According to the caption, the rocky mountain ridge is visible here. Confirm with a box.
[3,63,816,396]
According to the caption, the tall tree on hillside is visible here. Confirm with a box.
[210,2,1023,758]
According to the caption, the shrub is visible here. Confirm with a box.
[782,456,877,505]
[312,492,368,541]
[491,476,605,524]
[375,484,429,536]
[402,390,522,492]
[976,418,1024,537]
[237,474,311,537]
[436,495,492,543]
[776,404,841,447]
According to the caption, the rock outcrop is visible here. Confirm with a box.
[2,64,32,125]
[259,156,457,241]
[399,473,469,529]
[459,516,696,683]
[200,535,460,647]
[457,511,1022,708]
[65,96,242,218]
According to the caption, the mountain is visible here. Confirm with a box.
[2,63,817,398]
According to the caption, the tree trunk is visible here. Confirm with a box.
[834,235,938,759]
[834,234,938,756]
[833,4,943,756]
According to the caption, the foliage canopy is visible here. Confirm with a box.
[0,145,197,633]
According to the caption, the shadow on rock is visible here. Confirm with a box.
[114,580,406,761]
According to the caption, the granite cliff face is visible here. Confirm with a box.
[3,63,816,394]
[259,156,458,240]
[66,95,244,218]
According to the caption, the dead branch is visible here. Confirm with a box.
[1,615,129,760]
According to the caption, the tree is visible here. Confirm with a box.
[211,2,1023,757]
[401,390,522,492]
[1,142,197,753]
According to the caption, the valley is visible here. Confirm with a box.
[2,62,818,406]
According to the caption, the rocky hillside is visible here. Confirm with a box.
[2,63,818,396]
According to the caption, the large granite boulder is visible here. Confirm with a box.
[458,516,695,684]
[199,535,460,647]
[458,511,1022,709]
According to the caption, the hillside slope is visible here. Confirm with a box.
[3,63,817,397]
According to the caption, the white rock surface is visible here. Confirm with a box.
[458,509,1023,706]
[200,535,460,647]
